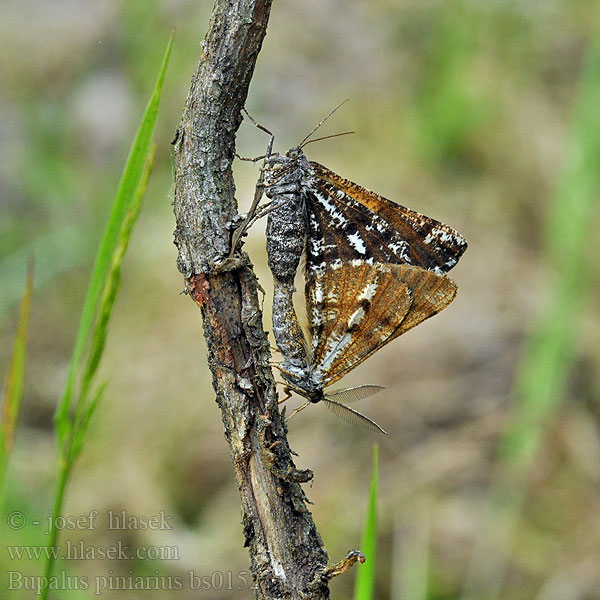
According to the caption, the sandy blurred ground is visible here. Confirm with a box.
[1,1,600,599]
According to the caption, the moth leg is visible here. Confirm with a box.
[232,181,301,252]
[229,111,277,257]
[234,108,275,165]
[235,152,268,163]
[229,180,266,258]
[278,387,292,404]
[242,107,274,143]
[238,200,276,232]
[236,196,298,236]
[286,400,310,421]
[235,148,279,163]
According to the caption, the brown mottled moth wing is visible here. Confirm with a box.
[306,262,457,388]
[388,265,458,341]
[306,262,412,388]
[306,161,467,276]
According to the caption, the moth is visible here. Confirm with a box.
[235,107,467,431]
[283,260,458,432]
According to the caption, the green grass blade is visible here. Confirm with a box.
[462,28,600,600]
[0,258,34,495]
[355,444,379,600]
[78,144,156,405]
[72,144,156,459]
[54,31,174,449]
[71,381,108,462]
[40,35,174,600]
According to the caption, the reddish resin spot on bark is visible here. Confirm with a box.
[188,273,210,307]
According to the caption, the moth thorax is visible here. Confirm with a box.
[290,369,325,404]
[263,167,285,188]
[290,378,324,403]
[266,193,306,284]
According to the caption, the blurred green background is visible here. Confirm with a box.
[2,1,600,598]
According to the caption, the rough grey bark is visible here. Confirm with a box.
[171,1,363,598]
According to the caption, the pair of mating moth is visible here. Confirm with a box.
[233,109,467,433]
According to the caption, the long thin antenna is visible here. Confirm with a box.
[302,131,355,147]
[298,99,350,149]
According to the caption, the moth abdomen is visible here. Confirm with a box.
[266,193,306,284]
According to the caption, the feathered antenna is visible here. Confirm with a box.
[284,384,387,434]
[323,399,387,435]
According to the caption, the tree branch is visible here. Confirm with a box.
[172,2,344,598]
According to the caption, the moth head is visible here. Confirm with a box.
[286,147,302,160]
